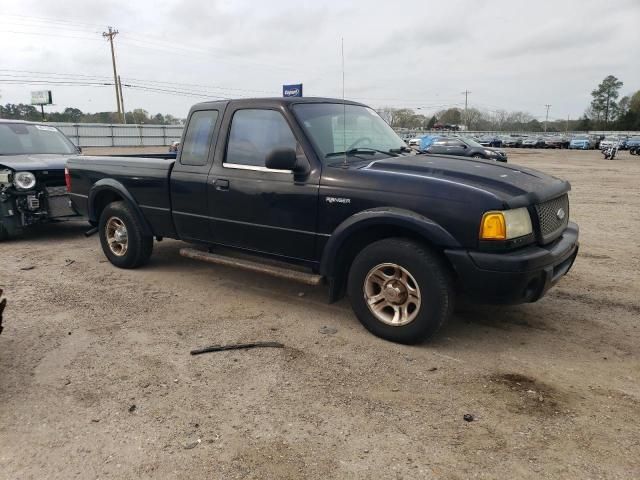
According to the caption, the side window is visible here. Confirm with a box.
[226,109,298,168]
[180,110,218,166]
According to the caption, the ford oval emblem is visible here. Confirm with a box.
[556,208,566,220]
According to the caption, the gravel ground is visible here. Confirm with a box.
[1,148,639,479]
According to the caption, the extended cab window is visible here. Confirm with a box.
[225,109,297,168]
[181,110,218,166]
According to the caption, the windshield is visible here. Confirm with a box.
[292,103,406,158]
[461,137,483,148]
[0,123,77,155]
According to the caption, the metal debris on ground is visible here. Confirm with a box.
[183,439,201,449]
[190,341,285,355]
[319,326,338,335]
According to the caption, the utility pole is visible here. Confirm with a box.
[544,104,552,132]
[118,75,126,124]
[103,26,123,123]
[461,90,471,127]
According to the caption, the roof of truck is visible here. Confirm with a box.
[191,97,367,110]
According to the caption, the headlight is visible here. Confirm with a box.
[480,207,533,240]
[14,171,37,190]
[484,149,496,156]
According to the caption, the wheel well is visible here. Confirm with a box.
[329,225,453,302]
[93,190,123,223]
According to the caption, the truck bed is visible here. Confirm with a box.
[67,155,176,237]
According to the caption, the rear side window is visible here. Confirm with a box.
[225,109,297,167]
[181,110,218,166]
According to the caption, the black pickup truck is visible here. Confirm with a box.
[67,98,579,344]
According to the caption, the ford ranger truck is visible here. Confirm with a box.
[67,98,579,344]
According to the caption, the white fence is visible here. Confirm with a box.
[49,122,638,148]
[50,123,184,147]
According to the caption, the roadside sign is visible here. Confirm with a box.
[283,84,303,97]
[31,90,53,105]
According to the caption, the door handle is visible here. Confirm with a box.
[213,179,229,191]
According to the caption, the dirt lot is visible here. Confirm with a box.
[1,148,639,479]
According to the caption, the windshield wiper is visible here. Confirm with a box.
[325,147,399,158]
[389,146,413,154]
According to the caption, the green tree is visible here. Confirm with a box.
[577,115,592,131]
[590,75,624,127]
[427,115,437,129]
[629,90,640,113]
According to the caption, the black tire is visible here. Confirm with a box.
[471,153,485,159]
[98,201,153,269]
[347,238,454,344]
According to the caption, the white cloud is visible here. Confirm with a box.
[0,0,638,120]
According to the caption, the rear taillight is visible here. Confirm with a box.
[64,167,71,192]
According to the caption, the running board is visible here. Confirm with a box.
[179,248,325,286]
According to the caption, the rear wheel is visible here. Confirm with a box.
[347,238,453,344]
[98,201,153,268]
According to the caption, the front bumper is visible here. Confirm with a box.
[445,222,579,304]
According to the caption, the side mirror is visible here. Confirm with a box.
[265,148,298,171]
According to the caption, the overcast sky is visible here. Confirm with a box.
[1,0,638,120]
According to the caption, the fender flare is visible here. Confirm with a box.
[319,207,460,278]
[88,179,153,236]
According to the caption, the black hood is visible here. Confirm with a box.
[361,154,569,207]
[0,153,77,171]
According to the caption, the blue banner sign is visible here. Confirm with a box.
[283,84,303,97]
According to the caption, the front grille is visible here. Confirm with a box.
[45,186,76,217]
[535,194,569,244]
[36,171,65,188]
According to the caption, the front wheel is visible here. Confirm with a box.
[98,201,153,268]
[347,238,454,344]
[471,153,485,159]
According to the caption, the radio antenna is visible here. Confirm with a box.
[342,37,347,167]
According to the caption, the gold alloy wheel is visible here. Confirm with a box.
[363,263,421,326]
[105,216,128,257]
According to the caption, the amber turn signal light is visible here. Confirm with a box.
[480,212,506,240]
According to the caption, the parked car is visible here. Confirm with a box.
[426,137,507,162]
[408,137,424,149]
[478,135,503,148]
[67,97,578,344]
[544,136,570,149]
[569,135,594,150]
[626,136,640,154]
[0,120,80,240]
[522,136,545,148]
[501,136,523,148]
[592,135,604,149]
[599,136,621,150]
